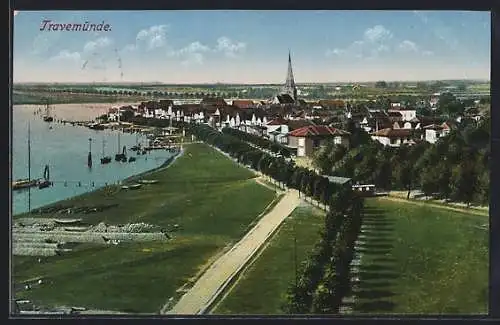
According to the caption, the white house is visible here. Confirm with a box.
[423,124,446,144]
[388,108,417,122]
[265,119,290,144]
[371,128,414,147]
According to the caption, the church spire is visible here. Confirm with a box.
[284,50,297,101]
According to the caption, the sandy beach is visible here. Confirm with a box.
[13,103,138,122]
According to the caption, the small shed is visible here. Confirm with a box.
[325,176,352,187]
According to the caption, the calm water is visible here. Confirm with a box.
[12,106,174,215]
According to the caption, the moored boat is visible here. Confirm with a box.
[138,179,159,184]
[12,179,39,190]
[128,184,142,190]
[38,180,53,189]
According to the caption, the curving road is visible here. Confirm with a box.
[164,189,300,315]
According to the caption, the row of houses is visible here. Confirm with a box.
[105,97,477,157]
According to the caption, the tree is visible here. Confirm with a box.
[393,162,413,199]
[375,81,387,88]
[420,168,439,199]
[475,169,489,205]
[120,110,134,121]
[450,162,479,207]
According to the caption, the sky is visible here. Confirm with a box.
[12,10,491,84]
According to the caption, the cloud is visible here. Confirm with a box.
[326,25,393,60]
[363,25,393,43]
[398,40,418,52]
[327,25,434,60]
[124,25,168,52]
[50,50,81,62]
[83,37,113,54]
[215,37,246,58]
[167,41,211,66]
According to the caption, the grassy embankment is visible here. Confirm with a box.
[13,143,277,313]
[212,206,325,314]
[353,198,488,314]
[213,198,488,315]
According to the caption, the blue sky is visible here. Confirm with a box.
[13,10,490,83]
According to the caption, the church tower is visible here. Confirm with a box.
[283,50,297,102]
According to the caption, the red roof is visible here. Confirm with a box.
[288,125,350,137]
[267,118,287,126]
[232,100,254,109]
[372,128,412,138]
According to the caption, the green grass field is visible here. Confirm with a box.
[212,205,325,315]
[13,143,277,313]
[353,198,488,314]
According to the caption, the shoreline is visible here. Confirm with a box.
[14,148,184,217]
[13,103,138,122]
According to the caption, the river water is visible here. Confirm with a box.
[12,105,174,215]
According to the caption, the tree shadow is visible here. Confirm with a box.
[358,237,394,245]
[363,207,384,213]
[371,256,397,264]
[359,264,394,272]
[356,280,394,290]
[358,242,393,250]
[353,270,399,280]
[356,247,392,255]
[354,300,396,312]
[361,226,394,232]
[362,219,393,226]
[355,289,396,300]
[362,214,387,220]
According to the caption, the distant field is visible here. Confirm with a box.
[12,91,149,105]
[468,83,490,92]
[354,198,488,314]
[212,205,325,315]
[13,143,277,313]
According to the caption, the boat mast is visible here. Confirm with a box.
[117,109,121,153]
[27,121,31,212]
[88,138,93,168]
[45,98,50,117]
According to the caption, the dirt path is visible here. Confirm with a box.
[163,189,301,315]
[380,195,488,217]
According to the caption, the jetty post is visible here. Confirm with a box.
[88,138,93,168]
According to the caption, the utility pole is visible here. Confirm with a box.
[27,120,31,213]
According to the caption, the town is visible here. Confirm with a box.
[12,9,490,316]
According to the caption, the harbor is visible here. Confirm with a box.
[12,104,179,215]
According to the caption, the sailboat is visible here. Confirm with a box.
[100,139,112,164]
[42,99,54,122]
[131,133,141,152]
[12,122,39,191]
[114,112,127,162]
[114,135,127,162]
[115,145,127,162]
[38,165,53,189]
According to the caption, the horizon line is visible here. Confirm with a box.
[12,78,491,85]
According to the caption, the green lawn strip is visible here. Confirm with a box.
[386,194,488,217]
[13,238,221,313]
[13,143,276,312]
[213,206,325,315]
[354,198,488,314]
